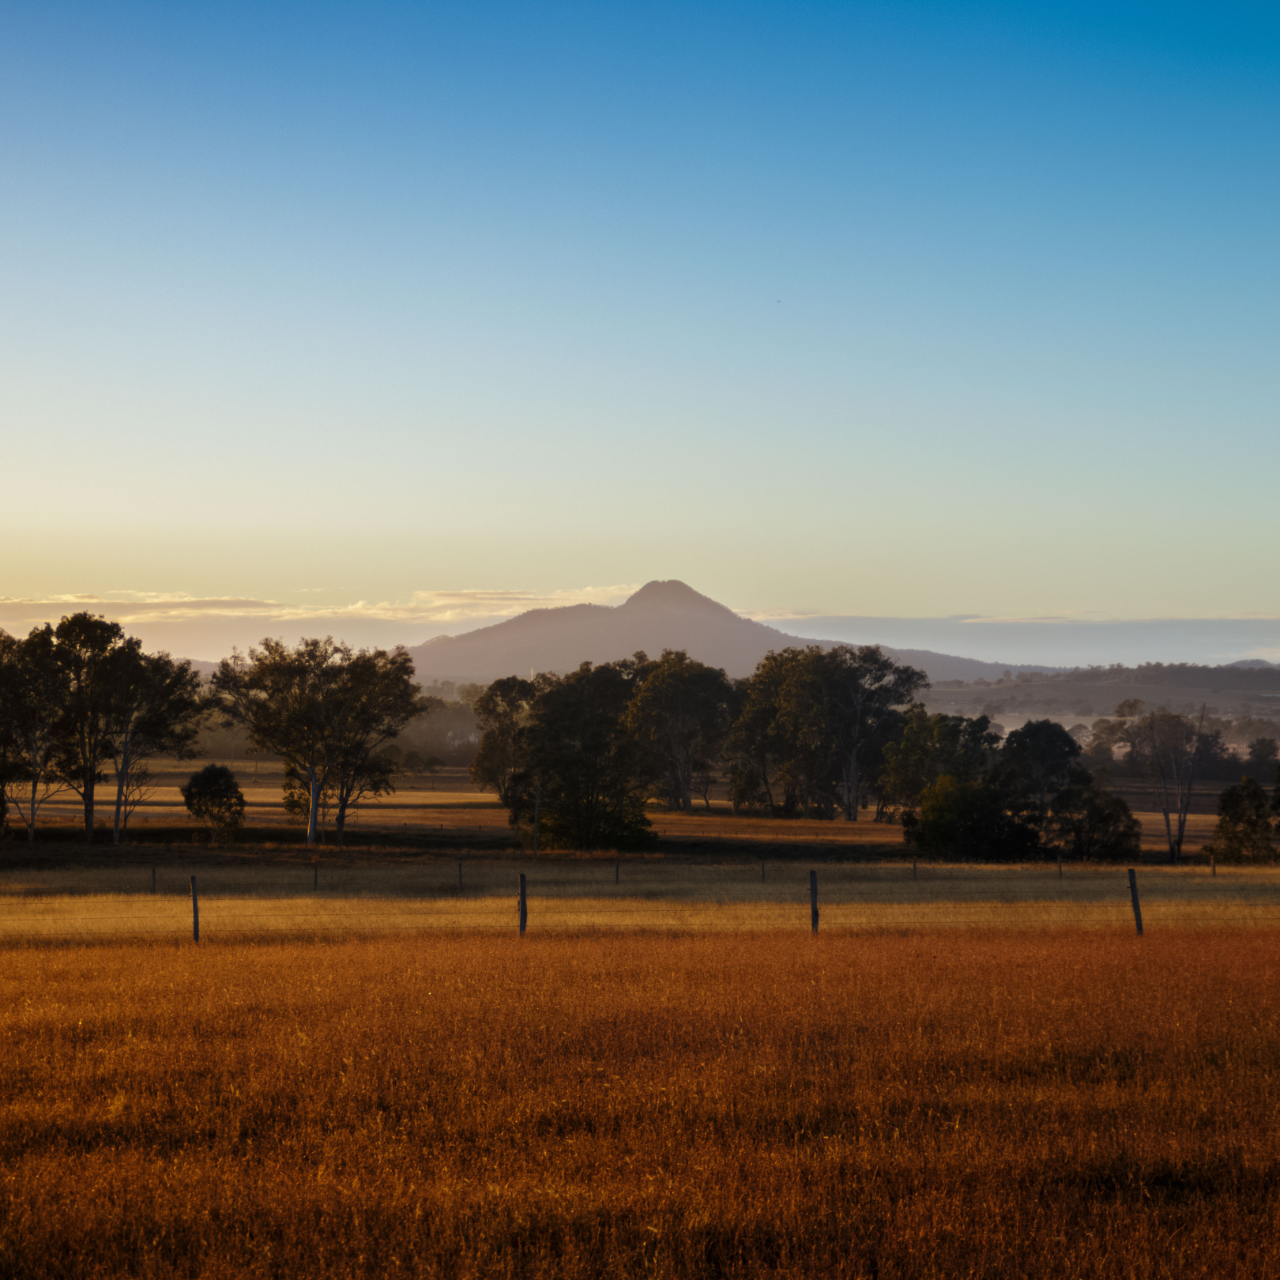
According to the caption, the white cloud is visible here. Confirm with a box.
[0,585,640,644]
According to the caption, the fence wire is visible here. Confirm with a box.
[0,866,1278,942]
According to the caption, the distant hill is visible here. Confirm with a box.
[405,580,1056,685]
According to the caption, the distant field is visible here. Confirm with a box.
[21,761,1235,858]
[2,930,1277,1277]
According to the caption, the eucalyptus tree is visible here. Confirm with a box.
[215,637,428,847]
[105,649,206,843]
[625,650,733,813]
[505,660,656,851]
[776,645,928,822]
[470,676,538,806]
[51,613,135,841]
[0,627,71,842]
[327,647,432,847]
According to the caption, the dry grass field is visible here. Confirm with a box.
[1,929,1277,1278]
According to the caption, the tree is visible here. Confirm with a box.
[625,650,733,813]
[908,775,1040,861]
[51,613,133,841]
[213,637,350,847]
[506,661,656,851]
[776,645,928,822]
[1204,777,1275,864]
[881,708,1000,820]
[1122,703,1211,863]
[105,649,206,844]
[1247,736,1279,783]
[0,627,71,843]
[215,638,428,847]
[181,764,246,842]
[996,719,1083,833]
[1049,777,1142,861]
[470,676,537,805]
[118,763,157,833]
[326,648,430,846]
[726,655,795,814]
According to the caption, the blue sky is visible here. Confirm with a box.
[2,2,1277,659]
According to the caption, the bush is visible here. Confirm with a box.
[907,776,1040,861]
[180,764,246,842]
[1205,776,1275,863]
[1050,785,1142,861]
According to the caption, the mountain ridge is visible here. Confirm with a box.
[405,580,1057,684]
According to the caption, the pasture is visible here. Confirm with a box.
[1,925,1277,1277]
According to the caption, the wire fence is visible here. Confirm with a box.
[1,861,1279,942]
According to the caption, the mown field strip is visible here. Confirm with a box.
[0,892,1277,939]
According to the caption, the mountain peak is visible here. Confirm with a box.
[620,580,738,617]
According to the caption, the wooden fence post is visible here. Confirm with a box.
[518,873,527,936]
[1127,868,1143,937]
[190,875,200,944]
[810,870,818,935]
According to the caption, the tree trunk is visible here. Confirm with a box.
[334,787,348,848]
[82,769,96,842]
[26,760,37,844]
[842,756,860,821]
[307,771,320,846]
[112,749,129,846]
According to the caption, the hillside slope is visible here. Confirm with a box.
[406,581,1052,684]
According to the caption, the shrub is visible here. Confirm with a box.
[1050,783,1142,861]
[907,775,1040,861]
[1205,776,1275,863]
[180,764,246,842]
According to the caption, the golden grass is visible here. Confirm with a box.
[0,863,1278,941]
[1,931,1278,1277]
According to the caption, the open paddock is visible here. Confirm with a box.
[0,929,1277,1277]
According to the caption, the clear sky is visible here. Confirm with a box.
[2,1,1277,658]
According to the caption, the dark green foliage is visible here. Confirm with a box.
[470,676,536,806]
[104,648,206,844]
[726,645,927,819]
[50,614,132,841]
[881,707,1000,817]
[996,719,1083,832]
[1050,775,1142,861]
[214,638,428,847]
[1247,736,1278,784]
[507,661,657,852]
[907,776,1040,861]
[1205,777,1276,863]
[181,764,246,841]
[625,650,734,813]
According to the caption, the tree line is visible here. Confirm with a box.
[0,615,430,846]
[5,618,1275,861]
[469,645,1166,860]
